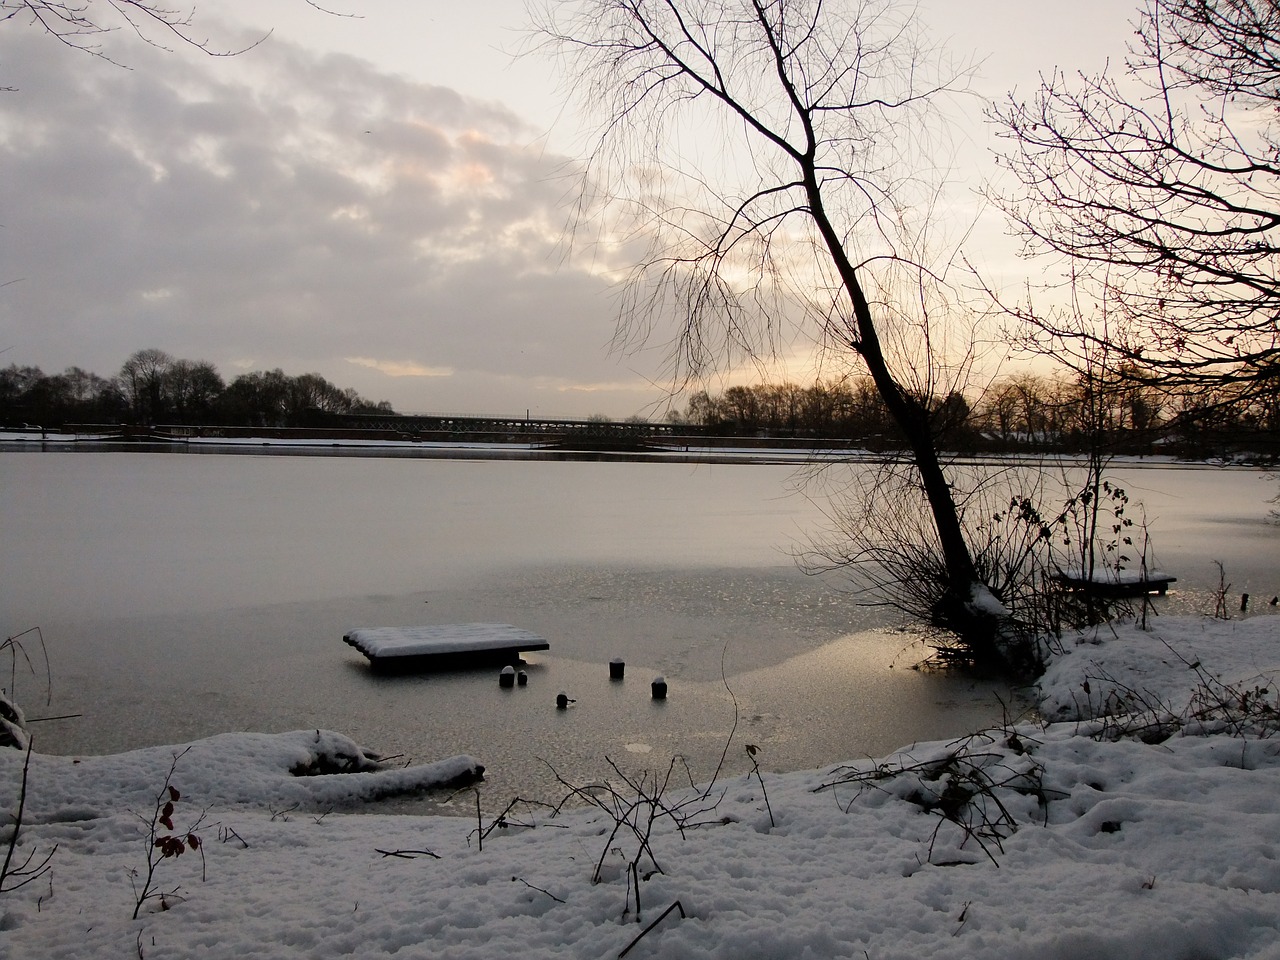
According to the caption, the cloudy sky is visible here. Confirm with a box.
[0,0,1137,419]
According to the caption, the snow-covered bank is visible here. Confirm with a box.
[3,617,1280,959]
[2,729,483,814]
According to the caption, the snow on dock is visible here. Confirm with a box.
[1051,568,1177,597]
[343,623,550,669]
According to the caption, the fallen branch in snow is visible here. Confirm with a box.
[376,848,440,860]
[953,900,971,937]
[217,825,248,849]
[268,803,300,822]
[618,899,687,958]
[511,875,565,903]
[288,736,384,776]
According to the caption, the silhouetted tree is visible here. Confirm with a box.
[219,369,291,426]
[165,359,224,424]
[118,348,174,423]
[992,0,1280,403]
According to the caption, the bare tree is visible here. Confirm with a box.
[2,1,256,59]
[1,1,349,63]
[990,0,1280,400]
[538,0,1018,661]
[118,347,174,423]
[165,359,224,423]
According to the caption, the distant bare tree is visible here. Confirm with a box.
[165,359,224,423]
[118,347,173,422]
[62,365,112,406]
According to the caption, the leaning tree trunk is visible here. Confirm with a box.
[804,176,1012,665]
[847,281,1002,652]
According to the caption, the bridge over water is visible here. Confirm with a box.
[56,412,867,453]
[331,411,690,449]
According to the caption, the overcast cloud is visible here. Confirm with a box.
[0,18,670,418]
[0,1,1143,419]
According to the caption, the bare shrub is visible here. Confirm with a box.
[1,741,57,894]
[804,453,1160,672]
[1058,640,1279,751]
[816,727,1051,867]
[548,756,726,922]
[131,749,206,918]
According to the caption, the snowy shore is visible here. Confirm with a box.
[3,615,1280,959]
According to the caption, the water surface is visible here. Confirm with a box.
[2,450,1275,810]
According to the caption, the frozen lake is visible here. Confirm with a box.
[2,449,1278,811]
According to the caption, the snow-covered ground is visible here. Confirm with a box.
[3,615,1280,959]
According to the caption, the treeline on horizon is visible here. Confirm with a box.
[0,348,394,429]
[5,350,1277,458]
[665,368,1280,457]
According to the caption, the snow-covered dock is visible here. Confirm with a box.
[343,623,550,669]
[1051,568,1177,597]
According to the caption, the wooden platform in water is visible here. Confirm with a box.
[343,623,550,670]
[1051,570,1177,598]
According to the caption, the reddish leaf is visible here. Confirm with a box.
[156,836,186,858]
[168,786,180,802]
[187,834,201,851]
[160,815,174,830]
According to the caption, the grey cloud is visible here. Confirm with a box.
[0,25,656,416]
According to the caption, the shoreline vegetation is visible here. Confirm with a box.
[2,613,1278,958]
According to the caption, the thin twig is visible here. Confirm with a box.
[619,900,687,958]
[511,876,565,903]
